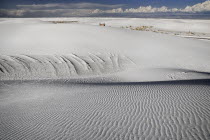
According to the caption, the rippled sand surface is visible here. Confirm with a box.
[1,80,210,140]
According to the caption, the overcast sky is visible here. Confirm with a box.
[0,0,210,17]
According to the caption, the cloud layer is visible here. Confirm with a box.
[0,1,210,17]
[17,3,125,10]
[94,1,210,14]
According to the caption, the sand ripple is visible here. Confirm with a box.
[0,80,210,140]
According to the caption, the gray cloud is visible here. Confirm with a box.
[0,9,93,17]
[0,2,124,17]
[0,9,25,17]
[17,3,125,10]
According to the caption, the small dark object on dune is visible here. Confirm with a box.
[99,23,106,26]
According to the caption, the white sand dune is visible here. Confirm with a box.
[41,18,210,33]
[0,18,210,81]
[0,80,210,140]
[42,17,210,40]
[0,18,210,140]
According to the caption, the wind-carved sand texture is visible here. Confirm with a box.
[0,80,210,140]
[0,54,132,80]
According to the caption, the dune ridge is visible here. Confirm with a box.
[1,53,210,82]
